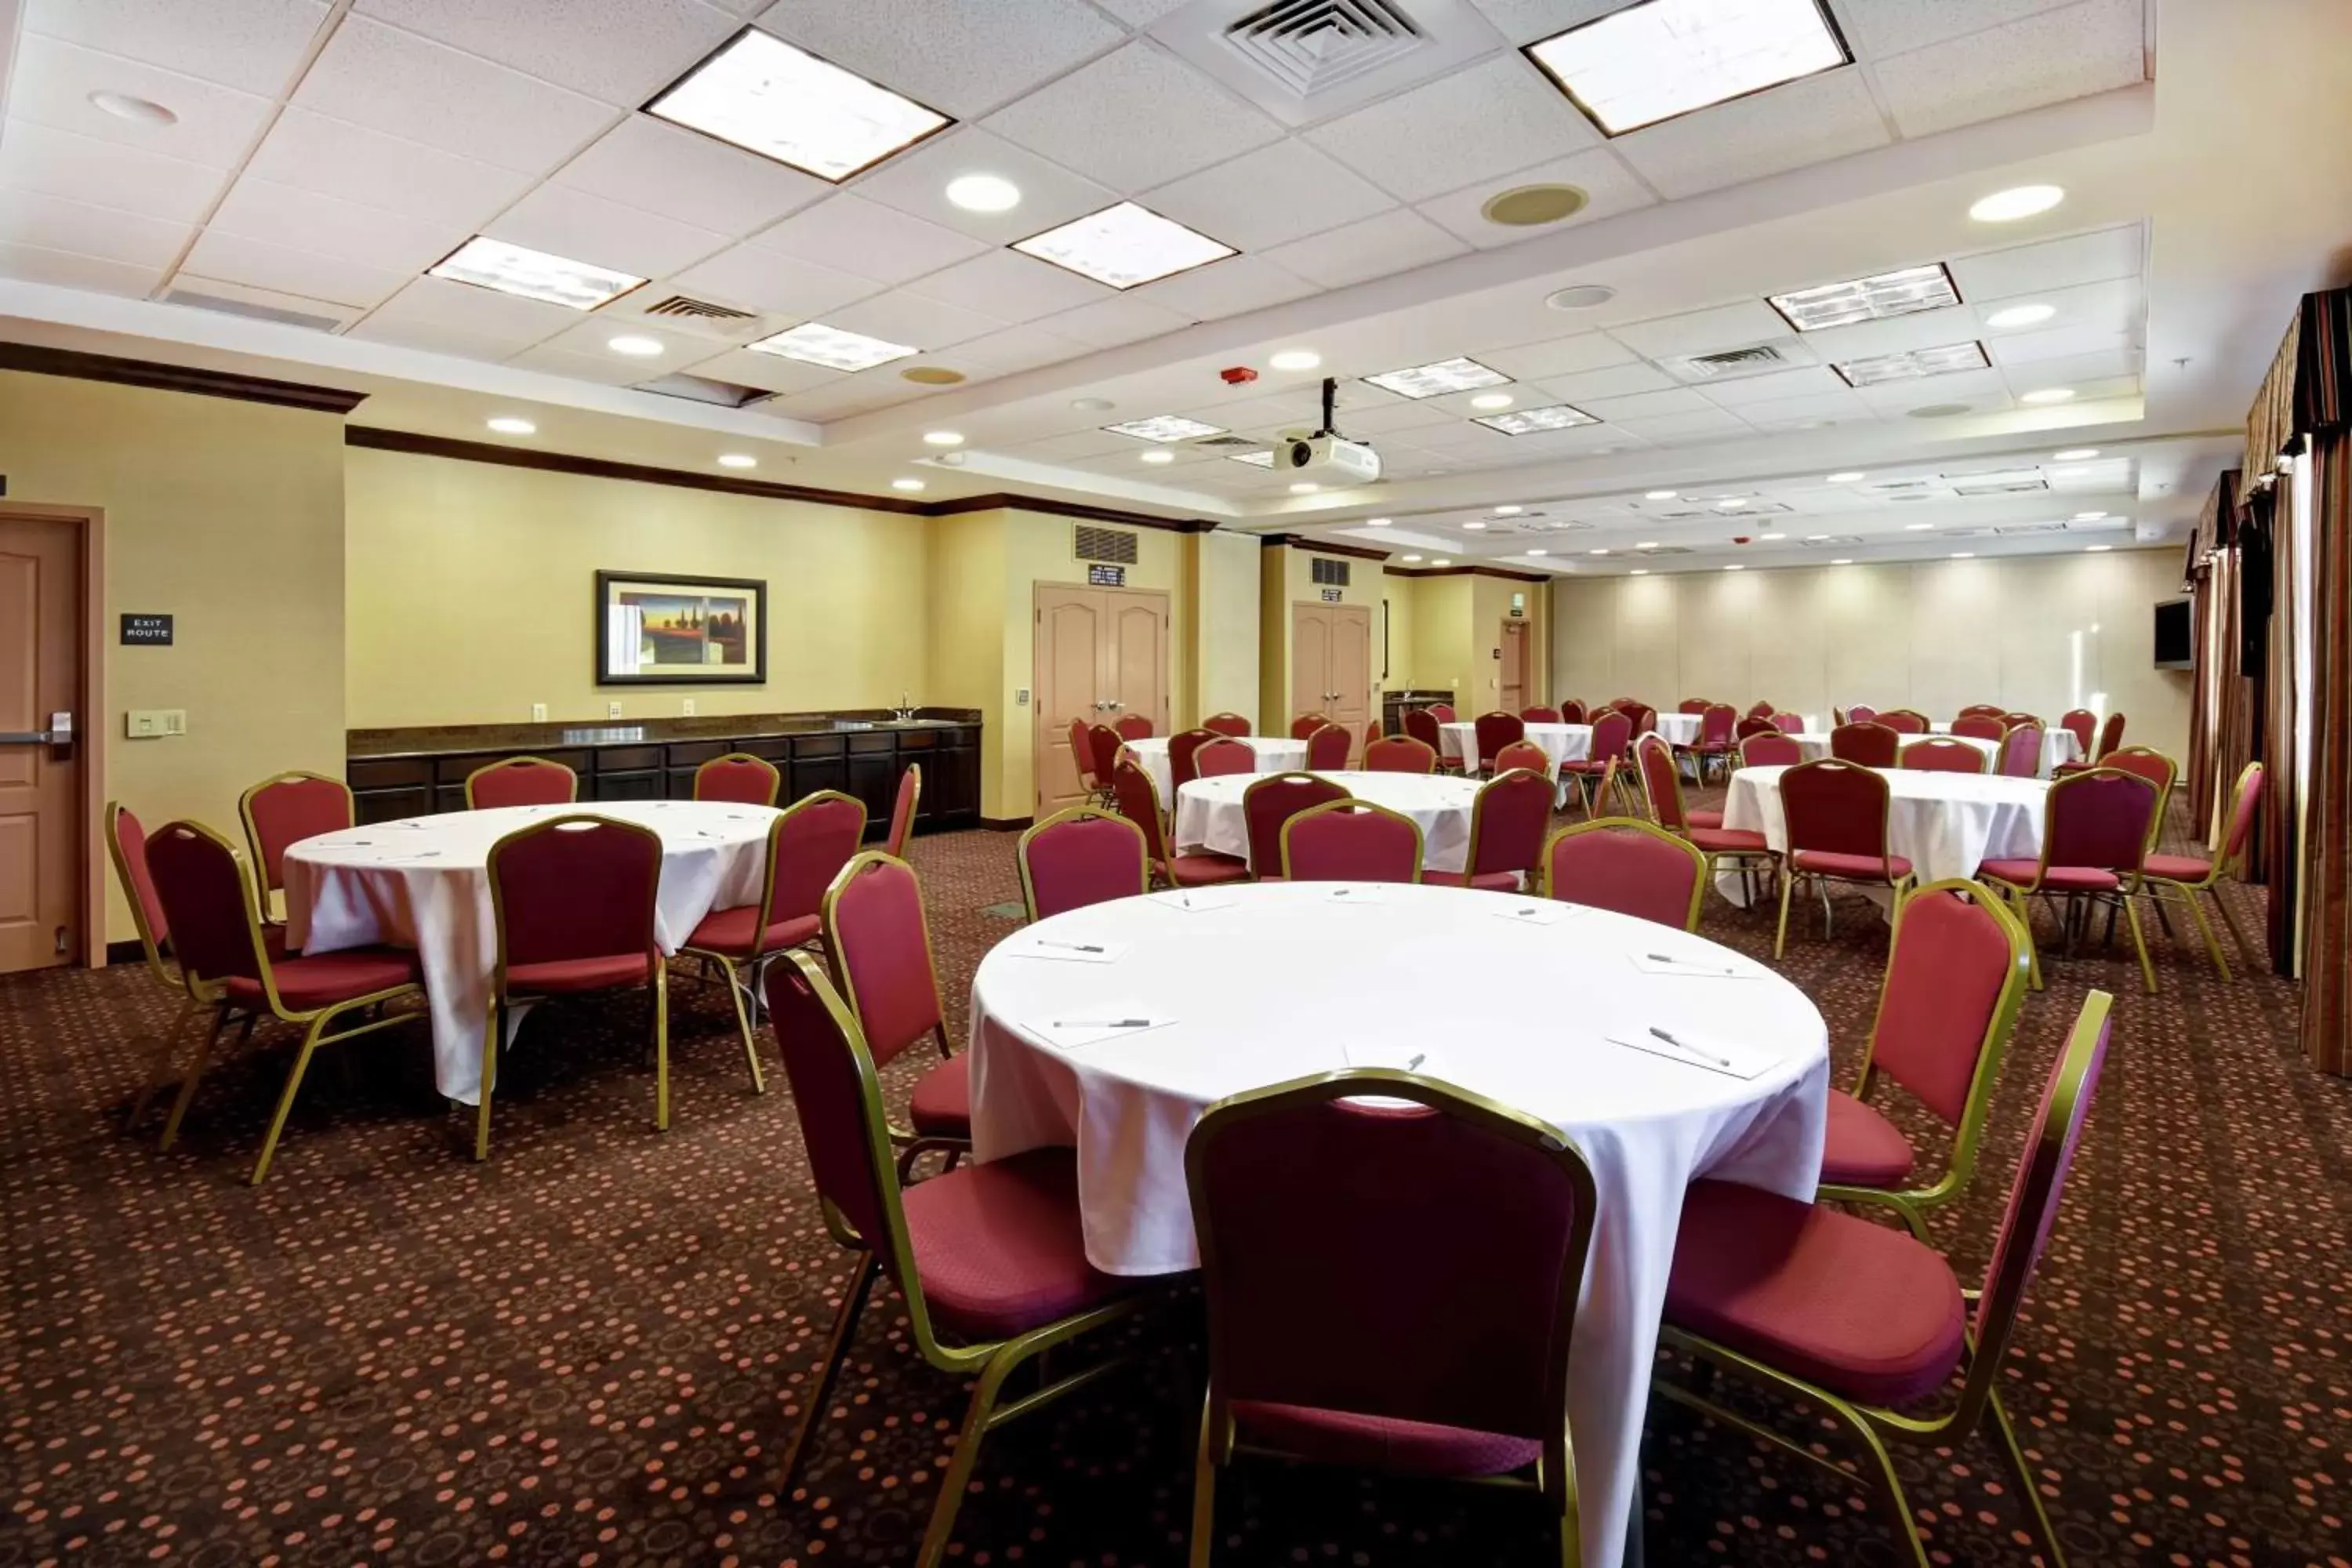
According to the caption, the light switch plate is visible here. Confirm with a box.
[681,698,695,716]
[1015,688,1030,706]
[531,702,547,722]
[607,702,622,719]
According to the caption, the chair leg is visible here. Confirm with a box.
[1984,1386,2067,1568]
[1188,1394,1221,1568]
[652,967,671,1131]
[474,999,502,1161]
[126,996,198,1132]
[2208,883,2256,969]
[718,956,764,1094]
[158,1004,236,1151]
[913,1345,1025,1568]
[2122,892,2158,994]
[1773,871,1795,958]
[250,1013,332,1185]
[775,1252,877,1494]
[1854,1423,1934,1568]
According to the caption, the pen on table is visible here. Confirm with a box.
[1054,1018,1151,1029]
[1648,1025,1732,1069]
[1404,1053,1425,1073]
[1036,938,1105,953]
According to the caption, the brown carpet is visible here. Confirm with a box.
[4,800,2349,1568]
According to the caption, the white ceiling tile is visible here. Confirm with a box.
[1533,361,1677,401]
[241,109,536,230]
[1948,224,2144,299]
[1972,275,2141,336]
[1259,208,1468,289]
[849,127,1118,245]
[676,347,843,395]
[1465,0,1623,45]
[902,249,1112,323]
[1027,430,1141,460]
[1409,423,1526,459]
[1870,0,2145,138]
[1853,367,2010,412]
[758,0,1124,118]
[354,0,739,105]
[983,42,1284,192]
[179,228,411,308]
[0,239,162,296]
[1689,365,1847,407]
[951,323,1093,373]
[209,177,469,274]
[1838,0,2087,56]
[1141,140,1395,252]
[751,194,988,285]
[488,183,727,281]
[1610,409,1755,443]
[553,118,829,237]
[1576,387,1717,420]
[1037,292,1193,347]
[290,16,617,174]
[1796,303,1981,361]
[1606,300,1792,359]
[347,274,582,358]
[24,0,330,95]
[1998,347,2142,388]
[535,314,732,367]
[7,34,277,169]
[1985,325,2138,368]
[1131,254,1316,321]
[824,289,1007,349]
[1475,329,1637,381]
[0,122,227,223]
[1610,68,1890,199]
[164,274,363,324]
[669,242,882,316]
[503,342,670,386]
[1304,54,1601,203]
[0,187,191,267]
[769,370,921,419]
[1415,146,1654,249]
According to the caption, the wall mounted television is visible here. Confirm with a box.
[2154,597,2193,670]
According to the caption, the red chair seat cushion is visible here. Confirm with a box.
[1666,1179,1966,1406]
[684,903,821,958]
[902,1148,1144,1340]
[1232,1400,1540,1480]
[1686,808,1724,829]
[1690,827,1769,855]
[225,946,420,1012]
[2143,854,2212,883]
[1422,869,1523,891]
[909,1052,972,1138]
[1978,860,2121,891]
[1790,849,1914,881]
[1165,852,1251,887]
[504,953,655,994]
[1818,1093,1918,1189]
[1559,760,1609,776]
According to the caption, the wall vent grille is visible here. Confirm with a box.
[1222,0,1424,99]
[1310,556,1351,586]
[1075,524,1139,565]
[1681,344,1789,377]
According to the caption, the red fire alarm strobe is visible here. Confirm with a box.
[1219,365,1258,386]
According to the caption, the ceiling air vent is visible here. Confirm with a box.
[1190,434,1261,449]
[643,294,757,325]
[1656,501,1792,521]
[1222,0,1423,98]
[1680,344,1790,378]
[630,372,774,408]
[1635,545,1693,556]
[1492,517,1594,534]
[1074,524,1139,566]
[1992,521,2071,535]
[163,289,346,332]
[1799,535,1865,547]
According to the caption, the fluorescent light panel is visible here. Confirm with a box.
[1832,340,1989,387]
[749,321,916,371]
[1474,404,1597,434]
[1013,201,1233,289]
[1363,357,1509,399]
[1769,263,1958,332]
[1105,415,1226,443]
[646,28,949,182]
[1526,0,1850,136]
[429,237,644,310]
[1229,450,1275,467]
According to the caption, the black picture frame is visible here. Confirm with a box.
[595,569,769,686]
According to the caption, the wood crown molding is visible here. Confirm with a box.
[1256,532,1391,561]
[1385,564,1552,584]
[0,341,368,413]
[927,492,1218,532]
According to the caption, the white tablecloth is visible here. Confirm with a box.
[1121,735,1306,800]
[967,882,1830,1568]
[1786,731,1998,767]
[1722,766,2049,884]
[1437,720,1592,774]
[1929,722,2083,775]
[1174,771,1481,873]
[284,800,777,1104]
[1653,712,1703,746]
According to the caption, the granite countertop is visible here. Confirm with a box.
[349,709,982,760]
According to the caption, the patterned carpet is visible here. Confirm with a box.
[4,797,2349,1568]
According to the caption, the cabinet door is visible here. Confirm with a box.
[932,744,979,821]
[847,753,898,834]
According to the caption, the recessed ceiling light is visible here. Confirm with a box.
[1483,183,1588,226]
[892,477,927,492]
[1105,414,1225,443]
[1590,547,1610,555]
[1014,201,1233,289]
[1904,522,1934,532]
[749,321,916,372]
[1547,283,1617,310]
[1139,449,1176,465]
[1825,471,1865,483]
[1909,403,1972,419]
[922,430,964,446]
[1805,533,1829,542]
[1493,505,1523,515]
[1475,404,1598,435]
[2085,544,2111,553]
[2021,387,2076,405]
[1527,548,1549,556]
[1832,341,1989,387]
[1269,350,1322,371]
[1769,263,1959,332]
[1367,517,1392,526]
[486,416,535,435]
[1635,541,1658,550]
[1715,497,1745,509]
[1969,184,2065,223]
[1290,482,1320,494]
[1758,532,1786,540]
[1630,568,1649,575]
[646,28,949,182]
[430,237,645,310]
[945,173,1021,212]
[2053,448,2100,461]
[1470,392,1515,410]
[1432,558,1452,567]
[1364,357,1509,399]
[1723,563,1744,572]
[607,334,665,357]
[1526,0,1848,135]
[1071,397,1115,412]
[1645,488,1677,499]
[2073,510,2108,521]
[1986,303,2056,329]
[1401,554,1424,562]
[1950,552,1974,559]
[88,89,177,125]
[1831,558,1853,564]
[1463,521,1488,530]
[717,453,757,469]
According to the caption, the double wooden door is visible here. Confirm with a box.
[1034,583,1170,816]
[1292,601,1373,743]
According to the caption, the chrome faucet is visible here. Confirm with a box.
[892,692,918,722]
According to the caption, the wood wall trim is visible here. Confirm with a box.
[930,493,1219,533]
[1256,532,1392,561]
[1385,564,1551,583]
[0,342,369,413]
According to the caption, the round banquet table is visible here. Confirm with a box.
[1930,721,2082,775]
[283,800,778,1105]
[1721,764,2049,891]
[1173,770,1480,873]
[1122,734,1306,800]
[967,880,1831,1568]
[1651,711,1703,746]
[1786,730,2002,767]
[1437,720,1592,773]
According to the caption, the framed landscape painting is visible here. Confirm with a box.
[595,570,768,685]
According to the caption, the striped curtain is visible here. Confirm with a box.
[2186,470,2251,838]
[2305,431,2351,1074]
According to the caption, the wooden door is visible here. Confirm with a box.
[1104,591,1170,737]
[1500,619,1530,713]
[1329,605,1373,745]
[0,516,85,974]
[1292,604,1333,729]
[1034,585,1107,817]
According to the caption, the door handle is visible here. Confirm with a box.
[2,712,72,745]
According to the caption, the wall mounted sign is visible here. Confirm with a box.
[595,570,768,685]
[1087,563,1126,586]
[1319,587,1342,602]
[120,613,173,645]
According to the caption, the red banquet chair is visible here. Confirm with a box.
[1847,704,1878,724]
[1559,699,1588,724]
[1739,732,1803,768]
[1111,758,1250,890]
[1876,708,1929,735]
[1828,721,1900,768]
[1184,1073,1596,1567]
[1898,736,1984,774]
[1201,711,1252,738]
[1427,702,1456,723]
[1018,807,1150,920]
[1402,706,1454,772]
[1638,735,1775,901]
[1426,768,1551,892]
[1114,713,1154,742]
[1542,816,1707,931]
[107,801,220,1131]
[692,753,782,807]
[465,755,577,809]
[1677,699,1711,714]
[1746,699,1776,720]
[1279,799,1424,884]
[1563,710,1635,815]
[1774,759,1915,957]
[681,789,866,1083]
[825,851,972,1174]
[1363,735,1438,775]
[1494,738,1552,779]
[1167,728,1219,788]
[2057,706,2098,759]
[1735,714,1775,742]
[1958,703,2007,720]
[1998,722,2045,779]
[1683,702,1738,785]
[480,814,668,1160]
[1194,737,1255,778]
[1242,772,1350,878]
[2140,760,2263,978]
[1303,722,1352,771]
[885,764,921,857]
[1290,712,1331,739]
[1472,711,1525,775]
[1655,989,2112,1568]
[143,818,422,1182]
[2054,711,2127,776]
[238,770,353,921]
[1815,879,2033,1240]
[1980,768,2161,993]
[763,952,1157,1568]
[1521,704,1562,724]
[1088,724,1125,804]
[1948,714,2006,742]
[1772,711,1804,733]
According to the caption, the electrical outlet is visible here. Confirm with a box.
[531,702,547,722]
[681,698,695,716]
[607,701,622,719]
[125,709,187,739]
[1015,688,1030,706]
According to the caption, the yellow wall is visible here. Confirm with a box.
[1382,571,1551,714]
[345,446,929,727]
[1194,529,1261,726]
[0,369,347,942]
[1550,549,2194,757]
[1257,542,1385,729]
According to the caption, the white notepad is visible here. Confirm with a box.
[1492,901,1572,926]
[1032,1013,1176,1050]
[1606,1030,1774,1080]
[1321,884,1388,904]
[1007,937,1131,964]
[1151,889,1236,913]
[1629,950,1755,979]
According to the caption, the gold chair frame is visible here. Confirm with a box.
[691,751,782,807]
[884,762,923,858]
[821,851,967,1178]
[463,755,579,809]
[1897,736,1987,774]
[236,768,354,921]
[2137,760,2261,978]
[1540,816,1708,932]
[108,802,199,1133]
[1772,759,1917,959]
[1635,735,1773,902]
[1016,806,1152,920]
[1983,768,2161,994]
[1278,797,1427,883]
[1363,735,1440,775]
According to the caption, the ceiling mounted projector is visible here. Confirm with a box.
[1271,432,1381,485]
